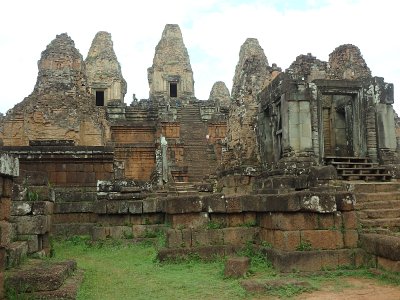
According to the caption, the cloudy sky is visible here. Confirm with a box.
[1,0,399,114]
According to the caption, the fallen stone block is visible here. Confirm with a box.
[224,256,250,278]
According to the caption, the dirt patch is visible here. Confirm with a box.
[297,277,400,300]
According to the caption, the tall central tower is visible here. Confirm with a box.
[147,24,194,101]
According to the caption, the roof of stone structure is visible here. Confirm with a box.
[209,81,231,107]
[150,24,192,72]
[328,44,372,80]
[85,31,127,95]
[33,33,89,96]
[231,38,269,101]
[286,53,327,81]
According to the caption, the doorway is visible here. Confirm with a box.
[322,94,354,156]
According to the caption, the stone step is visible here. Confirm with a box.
[356,200,400,210]
[355,191,400,202]
[32,270,84,300]
[357,208,400,219]
[361,227,400,236]
[351,182,400,193]
[5,260,77,293]
[360,218,400,229]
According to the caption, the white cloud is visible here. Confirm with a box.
[0,0,399,114]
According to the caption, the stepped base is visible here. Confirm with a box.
[6,260,77,293]
[33,270,83,300]
[264,248,370,272]
[157,245,245,261]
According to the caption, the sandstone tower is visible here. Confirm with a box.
[85,31,127,106]
[147,24,194,101]
[208,81,231,108]
[0,33,109,146]
[225,38,270,168]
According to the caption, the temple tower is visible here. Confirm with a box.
[85,31,127,106]
[147,24,194,101]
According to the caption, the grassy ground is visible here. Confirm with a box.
[50,237,400,299]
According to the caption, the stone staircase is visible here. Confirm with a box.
[351,181,400,272]
[326,156,391,181]
[353,181,400,234]
[178,102,218,182]
[5,259,83,299]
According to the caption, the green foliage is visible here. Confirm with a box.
[5,284,35,300]
[236,241,272,273]
[266,282,314,298]
[296,240,312,251]
[206,221,224,230]
[143,229,158,238]
[260,241,273,249]
[122,231,134,239]
[155,230,167,249]
[240,220,257,228]
[26,190,39,202]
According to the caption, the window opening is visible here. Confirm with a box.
[170,83,177,97]
[96,91,105,106]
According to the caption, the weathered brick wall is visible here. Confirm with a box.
[0,153,19,299]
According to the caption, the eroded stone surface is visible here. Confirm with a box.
[328,44,371,80]
[85,31,127,105]
[0,33,109,146]
[225,38,270,169]
[148,24,194,100]
[208,81,230,107]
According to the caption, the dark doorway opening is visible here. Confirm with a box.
[96,91,105,106]
[170,83,177,97]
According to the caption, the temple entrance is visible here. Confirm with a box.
[322,94,354,157]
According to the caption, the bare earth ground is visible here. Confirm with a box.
[296,277,400,300]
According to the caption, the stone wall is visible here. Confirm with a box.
[0,146,114,238]
[0,153,19,298]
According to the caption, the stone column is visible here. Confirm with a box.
[161,136,169,184]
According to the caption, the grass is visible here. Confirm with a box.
[48,237,400,299]
[51,237,247,300]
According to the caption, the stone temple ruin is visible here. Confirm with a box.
[1,23,400,297]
